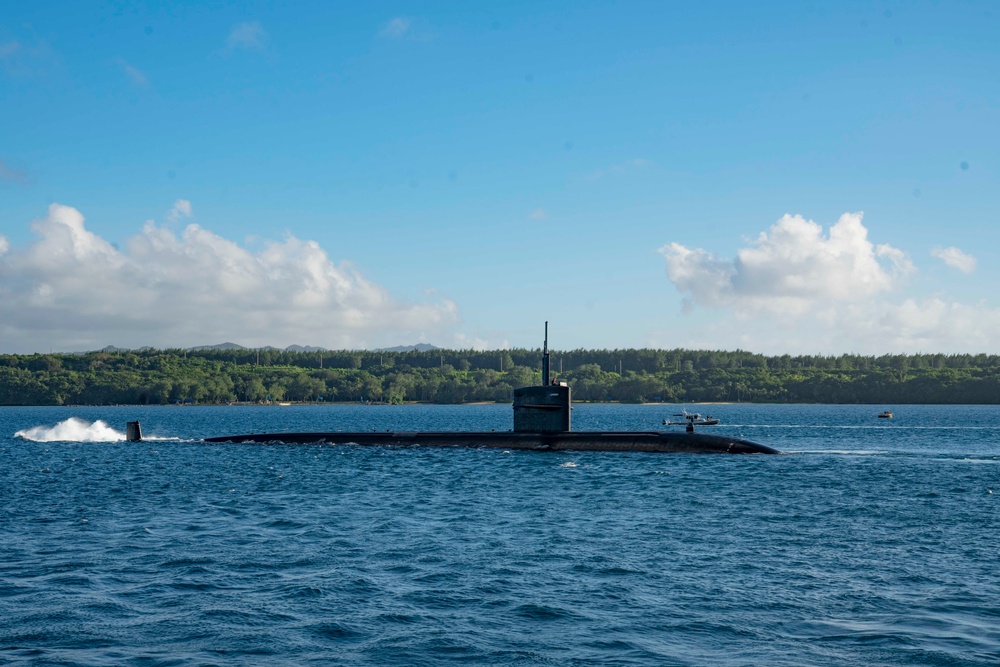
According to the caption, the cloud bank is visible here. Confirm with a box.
[0,204,458,353]
[659,212,996,354]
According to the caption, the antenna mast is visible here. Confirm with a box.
[542,321,550,386]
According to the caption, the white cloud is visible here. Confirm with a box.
[648,295,1000,355]
[931,246,976,274]
[167,199,193,222]
[661,212,913,316]
[660,242,736,313]
[804,298,1000,353]
[115,58,148,87]
[654,211,1000,353]
[0,204,458,352]
[380,17,411,38]
[226,21,267,51]
[528,208,547,220]
[0,235,8,256]
[451,332,511,351]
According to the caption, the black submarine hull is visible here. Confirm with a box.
[203,430,780,454]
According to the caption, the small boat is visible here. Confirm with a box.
[664,409,720,427]
[878,411,893,419]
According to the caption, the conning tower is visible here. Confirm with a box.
[512,322,571,432]
[126,421,142,442]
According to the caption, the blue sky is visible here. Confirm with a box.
[1,1,997,354]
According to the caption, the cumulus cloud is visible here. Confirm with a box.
[0,204,458,352]
[226,21,267,51]
[167,199,193,222]
[661,212,913,315]
[380,17,412,38]
[653,211,1000,353]
[931,246,976,274]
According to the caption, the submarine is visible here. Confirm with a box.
[132,324,779,454]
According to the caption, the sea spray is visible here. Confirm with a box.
[15,417,126,442]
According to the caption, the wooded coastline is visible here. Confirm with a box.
[2,347,999,406]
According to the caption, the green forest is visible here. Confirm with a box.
[2,346,1000,406]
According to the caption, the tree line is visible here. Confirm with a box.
[1,347,1000,406]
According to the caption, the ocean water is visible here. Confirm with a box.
[2,403,998,666]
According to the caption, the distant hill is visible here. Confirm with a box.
[379,343,441,353]
[286,345,329,353]
[187,342,247,351]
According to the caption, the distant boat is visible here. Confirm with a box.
[664,409,720,427]
[878,411,893,419]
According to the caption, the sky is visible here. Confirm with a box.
[1,0,997,355]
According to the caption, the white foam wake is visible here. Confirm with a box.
[15,417,126,442]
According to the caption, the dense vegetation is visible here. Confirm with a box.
[2,347,1000,406]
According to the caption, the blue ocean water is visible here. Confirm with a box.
[2,403,998,666]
